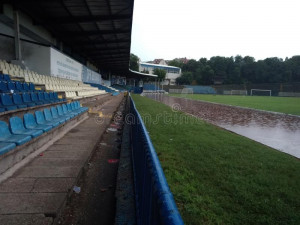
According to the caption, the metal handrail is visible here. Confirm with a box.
[130,96,184,225]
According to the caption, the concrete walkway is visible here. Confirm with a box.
[0,94,124,225]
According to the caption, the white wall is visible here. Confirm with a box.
[22,41,51,75]
[50,48,83,81]
[166,72,180,83]
[82,65,101,84]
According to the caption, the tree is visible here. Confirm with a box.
[130,53,139,71]
[168,59,184,68]
[196,65,214,85]
[152,68,166,80]
[147,54,300,85]
[176,72,193,85]
[182,59,198,73]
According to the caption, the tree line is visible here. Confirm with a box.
[168,55,300,85]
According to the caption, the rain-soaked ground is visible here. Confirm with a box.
[145,94,300,158]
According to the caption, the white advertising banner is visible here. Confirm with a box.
[50,48,82,81]
[82,65,101,84]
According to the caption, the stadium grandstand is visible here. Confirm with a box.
[0,1,184,225]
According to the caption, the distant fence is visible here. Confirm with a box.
[164,85,216,94]
[130,97,184,225]
[223,90,248,95]
[169,88,193,94]
[213,82,300,96]
[184,85,216,94]
[278,92,300,97]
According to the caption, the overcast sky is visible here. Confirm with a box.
[131,0,300,62]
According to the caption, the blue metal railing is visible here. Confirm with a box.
[130,97,184,225]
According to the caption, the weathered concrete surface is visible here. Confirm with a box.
[57,96,127,225]
[0,94,124,225]
[0,214,53,225]
[0,193,66,214]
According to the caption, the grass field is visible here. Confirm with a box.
[169,94,300,115]
[132,94,300,225]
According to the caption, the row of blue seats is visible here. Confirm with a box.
[0,92,64,112]
[0,74,11,82]
[0,81,35,93]
[0,101,88,155]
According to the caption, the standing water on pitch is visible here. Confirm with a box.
[146,94,300,158]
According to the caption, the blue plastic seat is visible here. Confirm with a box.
[50,107,66,123]
[71,102,83,114]
[56,105,71,121]
[10,116,43,138]
[15,81,24,92]
[12,93,27,108]
[53,92,64,101]
[30,92,43,105]
[75,101,88,112]
[38,92,50,104]
[0,121,32,145]
[62,104,75,118]
[44,92,55,103]
[3,74,11,81]
[0,93,18,111]
[22,93,36,107]
[35,111,59,127]
[0,82,8,93]
[7,82,18,93]
[0,100,6,112]
[23,83,30,91]
[49,92,59,103]
[0,142,16,155]
[70,102,84,114]
[23,113,52,132]
[29,83,35,91]
[43,108,62,126]
[67,103,79,116]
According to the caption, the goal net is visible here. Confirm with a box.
[250,89,272,96]
[231,90,248,95]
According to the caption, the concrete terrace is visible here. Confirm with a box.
[0,94,124,225]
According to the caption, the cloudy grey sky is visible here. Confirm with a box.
[131,0,300,62]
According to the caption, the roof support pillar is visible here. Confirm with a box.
[14,10,22,61]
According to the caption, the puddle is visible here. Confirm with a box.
[146,94,300,158]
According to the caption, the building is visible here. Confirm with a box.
[146,59,167,65]
[139,62,181,85]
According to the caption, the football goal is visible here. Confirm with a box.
[250,89,272,96]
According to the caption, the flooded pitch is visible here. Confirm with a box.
[145,94,300,158]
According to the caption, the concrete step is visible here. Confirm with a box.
[0,94,124,225]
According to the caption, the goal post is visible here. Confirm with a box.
[250,89,272,96]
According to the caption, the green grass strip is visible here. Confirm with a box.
[132,94,300,225]
[169,94,300,115]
